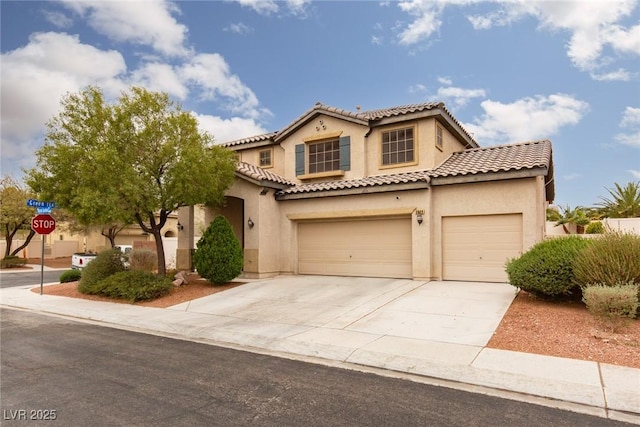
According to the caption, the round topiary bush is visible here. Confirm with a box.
[573,231,640,288]
[78,248,126,295]
[59,269,82,283]
[193,215,243,285]
[505,236,589,299]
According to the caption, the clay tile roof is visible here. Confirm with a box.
[277,170,431,196]
[222,132,277,147]
[235,162,295,186]
[359,102,444,120]
[430,139,552,178]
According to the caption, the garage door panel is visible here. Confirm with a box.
[298,218,412,278]
[443,214,522,282]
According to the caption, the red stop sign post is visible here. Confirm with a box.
[31,214,56,294]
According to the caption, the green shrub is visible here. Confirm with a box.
[128,249,158,272]
[78,249,126,295]
[573,231,640,288]
[59,269,82,283]
[193,215,243,285]
[505,236,589,298]
[0,256,28,268]
[582,283,639,332]
[585,221,604,234]
[92,270,172,302]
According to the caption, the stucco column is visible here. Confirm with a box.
[176,205,194,270]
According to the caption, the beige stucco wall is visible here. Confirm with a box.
[278,115,369,183]
[366,118,468,176]
[430,177,545,279]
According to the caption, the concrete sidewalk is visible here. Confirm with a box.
[1,275,638,424]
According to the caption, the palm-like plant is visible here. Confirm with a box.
[553,205,590,234]
[596,181,640,218]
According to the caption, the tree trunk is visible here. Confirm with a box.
[152,228,166,276]
[10,229,36,257]
[135,210,168,276]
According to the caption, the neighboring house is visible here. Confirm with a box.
[177,101,554,282]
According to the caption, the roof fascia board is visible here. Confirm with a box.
[430,168,548,186]
[234,172,290,190]
[276,181,429,201]
[228,140,275,151]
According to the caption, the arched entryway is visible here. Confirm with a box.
[207,196,245,249]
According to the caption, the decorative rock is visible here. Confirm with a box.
[172,278,183,287]
[174,271,189,285]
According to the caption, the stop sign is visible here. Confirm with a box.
[31,214,56,235]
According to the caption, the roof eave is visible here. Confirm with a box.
[430,167,549,186]
[234,171,291,190]
[275,181,429,201]
[274,109,368,143]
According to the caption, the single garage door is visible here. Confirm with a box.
[442,214,522,282]
[298,217,412,278]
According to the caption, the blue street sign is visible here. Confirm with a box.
[27,199,56,209]
[36,207,53,214]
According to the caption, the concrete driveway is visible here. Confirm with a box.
[170,276,517,347]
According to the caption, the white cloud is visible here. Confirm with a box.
[463,93,589,143]
[130,62,188,100]
[394,1,638,79]
[436,85,486,108]
[42,10,73,29]
[1,32,127,176]
[437,76,453,85]
[195,114,269,144]
[616,106,640,147]
[179,53,270,119]
[466,1,639,78]
[396,0,446,45]
[235,0,280,15]
[563,173,581,181]
[630,170,640,179]
[590,68,633,81]
[224,22,254,35]
[408,83,427,93]
[61,0,190,57]
[234,0,311,16]
[620,106,640,127]
[371,35,383,45]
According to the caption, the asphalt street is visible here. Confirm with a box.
[0,270,63,288]
[1,309,635,427]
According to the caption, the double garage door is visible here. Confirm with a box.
[442,214,522,282]
[298,217,412,279]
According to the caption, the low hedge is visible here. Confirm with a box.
[506,236,589,299]
[59,269,82,283]
[89,270,173,302]
[0,256,28,268]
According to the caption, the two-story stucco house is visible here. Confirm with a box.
[176,101,554,283]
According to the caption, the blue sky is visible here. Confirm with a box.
[1,0,639,209]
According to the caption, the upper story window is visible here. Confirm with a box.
[436,125,443,150]
[296,136,350,177]
[259,148,273,168]
[308,139,340,173]
[382,127,415,165]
